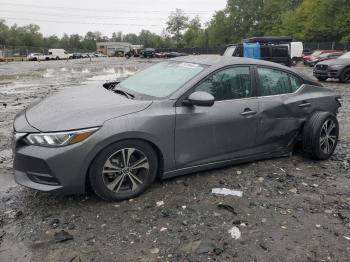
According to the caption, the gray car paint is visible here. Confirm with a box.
[318,58,350,66]
[13,55,341,194]
[25,84,152,132]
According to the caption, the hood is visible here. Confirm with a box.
[318,58,350,66]
[25,84,152,132]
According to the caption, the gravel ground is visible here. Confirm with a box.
[0,57,349,262]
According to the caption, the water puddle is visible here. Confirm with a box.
[86,66,139,82]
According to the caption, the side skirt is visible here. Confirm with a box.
[162,150,290,180]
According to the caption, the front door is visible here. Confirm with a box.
[175,66,259,169]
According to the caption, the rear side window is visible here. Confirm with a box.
[272,46,289,57]
[257,67,303,96]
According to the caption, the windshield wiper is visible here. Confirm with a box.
[113,89,135,99]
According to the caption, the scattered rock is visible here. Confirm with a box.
[150,248,159,254]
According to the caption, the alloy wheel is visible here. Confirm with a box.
[343,71,350,82]
[319,119,337,154]
[102,148,150,193]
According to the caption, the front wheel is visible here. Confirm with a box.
[340,68,350,83]
[89,140,158,201]
[302,112,339,160]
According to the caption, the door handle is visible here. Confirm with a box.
[298,101,311,108]
[240,108,257,116]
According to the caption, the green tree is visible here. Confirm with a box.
[183,16,203,47]
[166,9,189,47]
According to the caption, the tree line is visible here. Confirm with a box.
[1,0,350,51]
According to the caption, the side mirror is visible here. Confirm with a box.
[183,91,215,107]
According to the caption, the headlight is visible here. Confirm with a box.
[24,127,99,147]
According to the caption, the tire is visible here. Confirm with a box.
[302,111,339,160]
[340,68,350,83]
[89,140,158,201]
[56,57,59,60]
[316,76,328,81]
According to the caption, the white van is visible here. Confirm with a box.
[291,42,303,62]
[48,49,70,60]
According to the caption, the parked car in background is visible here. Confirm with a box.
[155,52,167,58]
[13,56,341,201]
[72,53,83,59]
[93,52,106,57]
[303,48,312,56]
[140,48,156,58]
[291,42,304,64]
[26,53,50,61]
[48,49,70,60]
[313,51,350,82]
[303,50,338,65]
[165,52,188,58]
[305,52,343,67]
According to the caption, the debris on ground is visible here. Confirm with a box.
[156,200,164,207]
[217,203,238,215]
[228,226,241,239]
[54,230,74,242]
[211,188,243,197]
[150,248,160,254]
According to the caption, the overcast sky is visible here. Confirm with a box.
[0,0,227,37]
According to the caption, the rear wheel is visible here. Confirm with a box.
[302,112,339,160]
[316,76,328,81]
[340,68,350,83]
[89,140,158,201]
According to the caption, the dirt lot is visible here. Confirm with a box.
[0,57,349,262]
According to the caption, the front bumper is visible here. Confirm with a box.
[13,137,94,194]
[313,68,341,79]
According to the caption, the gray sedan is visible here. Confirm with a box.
[12,56,341,201]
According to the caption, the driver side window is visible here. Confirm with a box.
[195,67,252,101]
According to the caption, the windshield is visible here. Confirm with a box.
[119,61,206,98]
[339,52,350,59]
[223,46,236,57]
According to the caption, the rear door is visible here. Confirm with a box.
[175,66,259,169]
[254,66,310,152]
